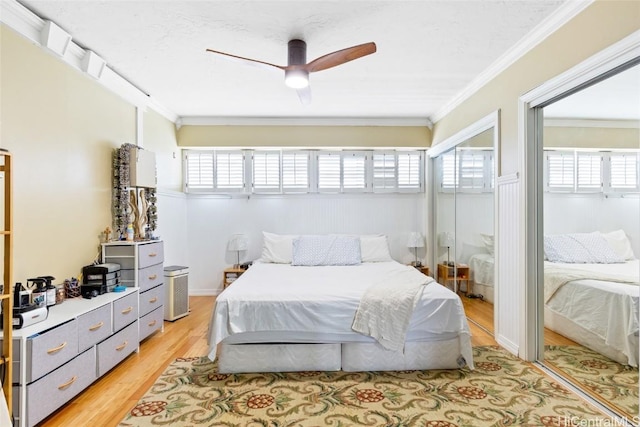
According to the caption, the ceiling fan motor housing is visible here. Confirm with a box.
[285,39,309,88]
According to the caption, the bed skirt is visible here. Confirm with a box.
[218,337,473,373]
[544,307,639,367]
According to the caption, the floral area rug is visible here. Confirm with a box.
[119,346,609,427]
[544,345,639,419]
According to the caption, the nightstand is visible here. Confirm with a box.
[411,265,430,277]
[437,263,470,294]
[223,267,246,289]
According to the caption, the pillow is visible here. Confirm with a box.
[601,229,636,260]
[544,232,624,264]
[261,232,297,263]
[360,235,393,262]
[480,233,495,256]
[459,242,489,265]
[292,235,361,266]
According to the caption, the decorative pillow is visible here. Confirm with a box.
[459,242,489,264]
[544,232,625,264]
[292,235,362,266]
[480,233,495,256]
[601,229,636,260]
[360,235,393,262]
[261,232,297,263]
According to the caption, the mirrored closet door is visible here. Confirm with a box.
[538,63,640,419]
[430,113,498,339]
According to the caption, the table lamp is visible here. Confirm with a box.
[407,232,425,267]
[227,234,248,268]
[438,231,454,266]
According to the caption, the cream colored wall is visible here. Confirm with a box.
[431,0,640,174]
[178,124,430,148]
[0,25,177,284]
[544,125,639,149]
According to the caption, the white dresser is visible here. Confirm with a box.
[3,288,139,427]
[102,240,165,341]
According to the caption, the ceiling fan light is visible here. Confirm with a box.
[284,69,309,88]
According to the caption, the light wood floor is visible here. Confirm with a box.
[39,295,577,426]
[40,296,216,427]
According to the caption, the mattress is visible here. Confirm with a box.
[544,260,639,366]
[468,253,494,287]
[207,261,472,363]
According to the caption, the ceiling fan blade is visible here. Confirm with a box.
[206,48,285,72]
[296,86,312,105]
[303,42,376,73]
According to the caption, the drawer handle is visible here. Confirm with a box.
[149,253,157,257]
[121,307,133,315]
[148,320,157,327]
[149,297,158,303]
[89,321,104,331]
[47,342,67,355]
[148,274,157,280]
[58,376,78,390]
[116,341,128,351]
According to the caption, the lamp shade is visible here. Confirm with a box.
[438,231,454,247]
[227,234,248,251]
[407,232,424,248]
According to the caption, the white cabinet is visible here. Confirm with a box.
[102,240,164,342]
[129,147,156,188]
[3,289,139,427]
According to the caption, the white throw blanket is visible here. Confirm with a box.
[351,267,433,351]
[544,266,638,303]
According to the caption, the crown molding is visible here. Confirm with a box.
[1,0,177,123]
[544,118,640,128]
[178,116,432,128]
[430,0,594,124]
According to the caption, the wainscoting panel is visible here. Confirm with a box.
[496,174,521,355]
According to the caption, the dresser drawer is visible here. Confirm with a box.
[26,347,97,427]
[26,319,78,383]
[78,304,113,352]
[138,241,164,269]
[140,284,164,317]
[138,263,164,292]
[113,291,139,332]
[140,306,163,342]
[97,321,138,377]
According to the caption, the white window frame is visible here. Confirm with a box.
[252,150,281,193]
[604,151,640,193]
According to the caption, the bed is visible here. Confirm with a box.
[468,253,495,302]
[543,231,639,367]
[207,233,474,373]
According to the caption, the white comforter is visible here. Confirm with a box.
[207,261,472,362]
[544,260,639,366]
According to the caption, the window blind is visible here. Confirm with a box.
[342,152,367,191]
[216,151,244,190]
[547,151,574,190]
[253,151,280,192]
[610,153,638,191]
[458,151,485,190]
[317,152,341,191]
[185,151,214,191]
[397,152,421,190]
[372,152,396,191]
[576,152,602,191]
[282,151,309,192]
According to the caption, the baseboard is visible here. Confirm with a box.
[497,334,519,356]
[189,289,220,296]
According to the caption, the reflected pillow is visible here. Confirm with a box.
[601,229,635,260]
[480,233,495,256]
[544,232,624,264]
[459,242,490,265]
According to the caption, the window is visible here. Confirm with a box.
[608,152,639,192]
[544,149,639,194]
[438,149,491,192]
[184,148,424,194]
[253,151,280,192]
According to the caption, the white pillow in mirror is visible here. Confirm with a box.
[601,229,635,260]
[480,233,495,256]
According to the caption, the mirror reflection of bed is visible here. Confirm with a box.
[540,63,640,418]
[433,124,496,339]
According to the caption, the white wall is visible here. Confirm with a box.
[544,193,640,256]
[186,193,426,294]
[155,190,189,268]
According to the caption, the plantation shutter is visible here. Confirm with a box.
[458,151,485,190]
[253,151,281,192]
[185,151,214,191]
[576,152,602,191]
[216,151,244,191]
[397,152,421,191]
[546,151,574,191]
[440,152,457,190]
[372,152,396,191]
[342,152,367,191]
[609,153,639,191]
[317,152,341,191]
[282,151,309,192]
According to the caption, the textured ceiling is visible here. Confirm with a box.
[20,0,568,120]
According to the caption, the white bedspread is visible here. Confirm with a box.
[544,260,639,366]
[351,267,432,351]
[207,261,472,363]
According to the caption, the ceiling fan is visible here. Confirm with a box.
[206,40,377,104]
